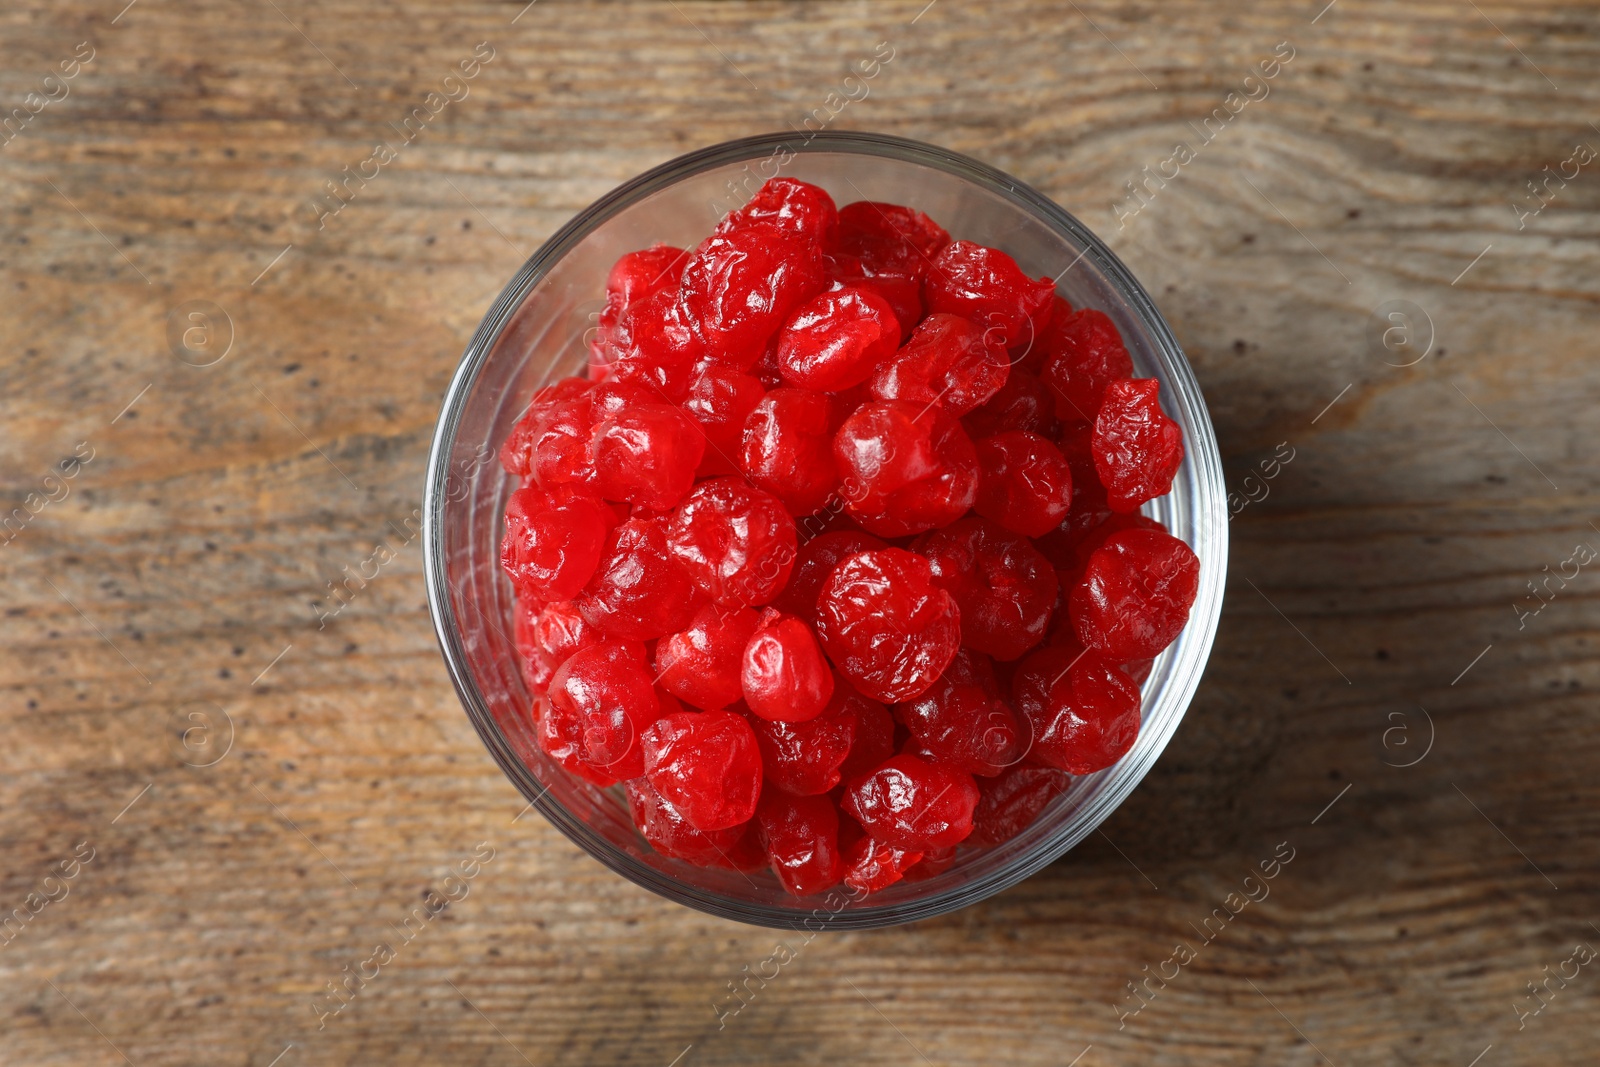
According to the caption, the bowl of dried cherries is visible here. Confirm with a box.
[424,132,1227,928]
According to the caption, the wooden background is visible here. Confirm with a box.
[2,1,1597,1064]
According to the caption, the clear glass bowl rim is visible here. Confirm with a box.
[422,130,1229,930]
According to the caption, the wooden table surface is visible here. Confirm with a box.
[3,1,1598,1064]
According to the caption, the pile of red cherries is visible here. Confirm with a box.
[498,178,1198,898]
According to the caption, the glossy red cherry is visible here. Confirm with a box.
[682,361,765,478]
[516,598,602,692]
[499,485,613,603]
[625,776,761,869]
[642,709,763,831]
[757,790,845,896]
[1011,643,1141,774]
[1041,308,1133,422]
[842,753,979,851]
[837,200,951,280]
[973,430,1073,538]
[598,244,687,330]
[595,288,702,402]
[747,684,860,795]
[893,649,1026,776]
[574,516,705,640]
[841,833,923,894]
[832,400,979,537]
[923,240,1054,355]
[914,517,1058,661]
[654,604,761,710]
[963,365,1057,439]
[1070,527,1199,661]
[776,286,901,392]
[823,250,923,340]
[665,477,797,607]
[770,529,888,623]
[717,178,839,251]
[869,313,1010,417]
[742,610,835,722]
[590,399,705,510]
[547,640,659,780]
[538,692,621,788]
[1092,378,1184,513]
[679,223,826,367]
[740,387,841,517]
[499,377,596,488]
[968,765,1075,846]
[815,549,961,702]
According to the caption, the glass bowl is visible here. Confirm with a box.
[423,131,1227,930]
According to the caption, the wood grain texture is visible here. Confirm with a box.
[2,0,1598,1064]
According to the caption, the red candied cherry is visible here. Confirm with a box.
[776,286,901,392]
[964,365,1057,439]
[747,684,860,796]
[717,177,839,250]
[757,790,844,896]
[678,223,826,367]
[538,692,623,787]
[869,313,1010,417]
[968,765,1075,846]
[499,377,594,486]
[625,777,763,869]
[682,361,765,478]
[842,834,924,894]
[832,400,979,537]
[913,517,1058,661]
[606,244,686,305]
[1045,509,1167,591]
[591,400,706,510]
[641,709,763,831]
[974,430,1073,538]
[923,240,1054,356]
[741,387,841,517]
[824,251,922,340]
[654,604,761,711]
[1011,644,1141,774]
[574,516,705,639]
[893,649,1025,777]
[547,640,659,781]
[1041,308,1133,422]
[836,693,896,783]
[1070,527,1199,661]
[843,753,979,851]
[837,200,951,278]
[516,599,602,692]
[500,485,614,603]
[771,529,887,622]
[741,610,835,722]
[1093,378,1184,513]
[666,477,797,607]
[595,244,689,345]
[815,548,961,702]
[594,289,702,402]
